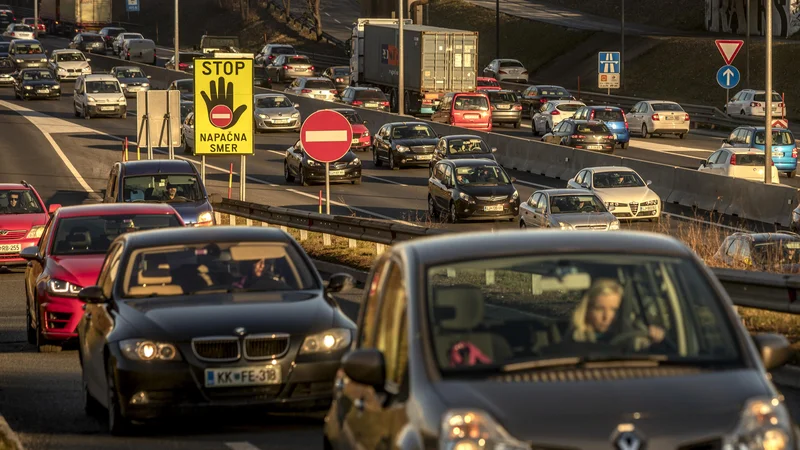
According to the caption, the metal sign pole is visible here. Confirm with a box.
[166,98,174,159]
[240,155,246,201]
[145,95,152,159]
[325,162,331,214]
[764,0,773,184]
[201,155,206,185]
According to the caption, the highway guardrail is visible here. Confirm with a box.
[263,0,349,51]
[213,198,800,315]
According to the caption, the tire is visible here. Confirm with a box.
[520,220,526,229]
[621,141,629,149]
[373,147,382,167]
[642,124,650,139]
[529,106,536,118]
[26,301,35,345]
[789,170,796,179]
[352,177,362,185]
[83,373,103,417]
[514,120,520,129]
[284,162,294,182]
[107,358,132,436]
[449,202,459,223]
[389,151,398,170]
[679,133,687,139]
[74,105,80,117]
[531,121,537,136]
[84,107,91,120]
[428,195,438,221]
[299,167,309,186]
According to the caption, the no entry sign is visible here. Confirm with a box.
[300,110,353,163]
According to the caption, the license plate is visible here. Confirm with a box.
[0,243,21,254]
[314,95,326,99]
[273,119,289,124]
[465,114,480,119]
[773,151,783,157]
[365,102,377,108]
[665,116,674,120]
[641,205,657,211]
[38,89,49,93]
[100,106,115,111]
[416,154,432,160]
[330,170,346,176]
[484,205,504,212]
[588,145,603,150]
[351,138,359,144]
[204,365,281,388]
[498,105,510,110]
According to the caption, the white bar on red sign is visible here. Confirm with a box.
[305,130,348,142]
[212,113,231,119]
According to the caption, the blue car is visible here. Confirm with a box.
[573,105,630,149]
[722,126,798,177]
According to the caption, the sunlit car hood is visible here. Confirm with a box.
[593,186,658,203]
[551,211,617,226]
[435,369,770,445]
[0,211,48,229]
[254,106,297,116]
[392,138,439,147]
[49,254,106,288]
[460,184,516,197]
[54,60,89,70]
[14,54,46,61]
[117,76,148,84]
[447,152,496,161]
[163,201,212,225]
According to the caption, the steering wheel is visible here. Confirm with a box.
[608,329,652,347]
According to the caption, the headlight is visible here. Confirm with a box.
[47,279,81,297]
[53,84,60,90]
[119,339,181,361]
[87,96,97,103]
[57,67,67,73]
[292,112,300,117]
[395,145,410,153]
[350,158,360,166]
[458,192,475,203]
[23,85,32,90]
[299,328,351,354]
[558,221,574,230]
[16,59,22,63]
[258,113,268,119]
[362,130,369,137]
[118,96,126,103]
[609,220,620,230]
[40,58,47,62]
[119,83,127,88]
[82,66,91,72]
[512,190,519,199]
[142,83,149,87]
[642,199,659,206]
[440,409,528,450]
[307,159,319,166]
[725,397,794,450]
[197,211,213,225]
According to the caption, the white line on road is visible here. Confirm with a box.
[324,11,331,16]
[513,179,553,189]
[334,18,341,23]
[226,443,261,450]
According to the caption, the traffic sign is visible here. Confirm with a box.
[300,110,353,163]
[772,118,789,129]
[598,73,620,89]
[715,40,743,65]
[716,65,740,89]
[193,58,254,155]
[598,51,620,74]
[126,0,139,12]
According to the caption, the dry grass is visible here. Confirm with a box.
[738,306,800,364]
[537,0,705,31]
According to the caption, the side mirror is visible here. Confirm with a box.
[646,180,652,186]
[580,182,590,189]
[511,177,517,183]
[341,348,386,388]
[362,120,368,125]
[48,203,61,214]
[752,333,791,370]
[147,75,152,79]
[19,246,41,262]
[327,273,355,293]
[722,139,728,144]
[86,58,91,62]
[208,193,222,203]
[78,285,107,304]
[294,103,300,108]
[491,147,497,153]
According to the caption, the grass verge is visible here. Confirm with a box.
[428,0,593,72]
[535,0,705,31]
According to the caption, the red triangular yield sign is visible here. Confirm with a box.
[715,40,744,65]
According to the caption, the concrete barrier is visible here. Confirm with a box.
[725,179,798,227]
[74,52,797,227]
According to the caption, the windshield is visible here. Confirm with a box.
[123,241,318,297]
[179,53,200,63]
[488,92,516,103]
[538,86,569,96]
[174,80,193,93]
[454,96,489,111]
[52,215,181,256]
[333,67,349,76]
[104,28,124,37]
[256,95,293,108]
[448,138,489,154]
[754,130,794,145]
[652,103,684,112]
[202,37,239,48]
[556,103,582,112]
[426,254,741,374]
[56,52,85,62]
[455,165,511,186]
[550,195,607,213]
[593,109,624,122]
[180,103,192,121]
[14,42,42,54]
[354,90,385,100]
[86,81,121,93]
[478,78,501,87]
[82,34,103,42]
[391,124,436,139]
[122,174,204,203]
[115,68,145,78]
[14,24,33,31]
[22,70,52,81]
[287,56,310,64]
[752,239,800,266]
[0,190,43,214]
[337,110,364,124]
[575,123,610,134]
[271,46,295,55]
[592,171,645,188]
[305,80,334,89]
[120,33,142,40]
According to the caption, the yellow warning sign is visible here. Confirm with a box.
[193,58,254,155]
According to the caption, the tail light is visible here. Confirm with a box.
[623,112,629,129]
[336,78,343,82]
[352,100,363,106]
[551,110,560,115]
[751,102,762,107]
[589,111,595,120]
[126,51,130,58]
[684,113,690,121]
[571,134,585,139]
[381,101,390,107]
[491,104,497,110]
[301,88,312,93]
[284,65,293,69]
[179,63,188,69]
[730,154,737,165]
[539,98,548,103]
[310,66,315,71]
[329,90,337,94]
[513,104,522,111]
[793,148,797,158]
[9,32,14,36]
[268,55,275,60]
[651,113,660,121]
[606,135,614,140]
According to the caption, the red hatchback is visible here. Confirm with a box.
[21,203,184,352]
[476,77,502,91]
[0,181,57,267]
[333,108,372,151]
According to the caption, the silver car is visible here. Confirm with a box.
[520,188,620,230]
[111,65,151,97]
[268,54,314,82]
[253,93,301,131]
[483,58,529,83]
[285,77,337,102]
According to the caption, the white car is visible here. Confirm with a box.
[567,166,662,222]
[112,32,143,55]
[72,74,127,119]
[724,89,784,117]
[284,77,337,102]
[531,100,585,136]
[3,23,34,40]
[181,111,195,153]
[482,58,528,83]
[626,100,690,139]
[49,49,91,81]
[698,147,780,183]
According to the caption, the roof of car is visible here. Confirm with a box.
[349,86,380,91]
[725,147,772,154]
[539,188,595,196]
[585,105,623,110]
[120,159,195,176]
[174,78,193,83]
[586,166,640,173]
[442,158,499,167]
[79,32,101,36]
[11,39,39,44]
[399,230,693,266]
[300,77,328,81]
[736,126,791,132]
[443,134,482,141]
[118,226,293,249]
[51,49,82,53]
[731,232,800,243]
[82,74,118,81]
[644,100,679,104]
[568,119,607,126]
[386,121,431,127]
[0,183,32,190]
[54,203,180,219]
[111,66,141,71]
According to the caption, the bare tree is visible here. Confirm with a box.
[306,0,322,40]
[281,0,292,20]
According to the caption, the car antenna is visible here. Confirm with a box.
[20,179,29,187]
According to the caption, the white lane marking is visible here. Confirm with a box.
[324,11,331,16]
[513,179,552,189]
[226,443,261,450]
[334,18,341,23]
[304,130,348,142]
[0,99,98,198]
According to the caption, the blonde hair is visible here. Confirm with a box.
[571,278,623,342]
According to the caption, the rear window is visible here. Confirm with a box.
[83,34,104,42]
[488,92,517,103]
[15,24,33,31]
[754,130,794,146]
[105,28,124,37]
[454,95,489,111]
[592,109,625,121]
[556,103,582,112]
[753,93,782,102]
[651,103,684,112]
[288,56,310,64]
[734,154,765,166]
[354,90,386,100]
[538,87,569,96]
[305,80,334,89]
[499,60,523,68]
[478,79,501,87]
[179,53,200,63]
[575,123,610,134]
[333,67,350,76]
[272,46,295,54]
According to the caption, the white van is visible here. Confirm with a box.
[73,74,127,119]
[121,38,156,65]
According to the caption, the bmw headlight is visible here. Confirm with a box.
[197,211,213,225]
[119,83,127,88]
[350,158,360,166]
[57,67,67,73]
[47,279,81,297]
[299,328,351,354]
[292,112,300,117]
[142,83,149,87]
[724,397,794,450]
[54,84,60,90]
[40,58,47,63]
[512,190,519,200]
[558,221,574,230]
[395,145,410,153]
[82,66,91,72]
[307,159,319,166]
[26,225,45,239]
[458,192,475,203]
[609,220,620,230]
[440,410,528,450]
[120,339,181,361]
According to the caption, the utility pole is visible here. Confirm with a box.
[764,0,772,184]
[174,0,180,74]
[398,0,404,115]
[34,0,38,39]
[746,0,750,88]
[495,0,500,61]
[620,0,625,89]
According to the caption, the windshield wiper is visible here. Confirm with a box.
[501,354,670,373]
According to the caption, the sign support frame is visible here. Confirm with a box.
[240,155,247,201]
[166,99,174,159]
[201,156,206,185]
[325,162,331,214]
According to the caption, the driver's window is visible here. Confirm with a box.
[536,195,547,210]
[529,192,540,207]
[575,170,586,184]
[444,166,453,186]
[706,151,719,166]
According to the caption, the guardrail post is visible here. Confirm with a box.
[246,219,253,226]
[324,234,332,246]
[376,243,385,255]
[349,239,357,249]
[447,268,456,278]
[228,214,235,226]
[486,270,495,285]
[215,212,222,224]
[300,230,308,241]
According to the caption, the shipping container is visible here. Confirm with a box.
[40,0,112,36]
[352,22,478,116]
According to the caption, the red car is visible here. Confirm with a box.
[477,77,502,92]
[21,203,185,352]
[332,108,371,151]
[0,181,58,268]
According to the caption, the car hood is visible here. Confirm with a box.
[593,186,658,203]
[54,60,89,70]
[118,76,148,84]
[48,254,106,288]
[435,369,770,445]
[447,152,495,161]
[21,79,58,87]
[460,184,516,197]
[393,138,440,147]
[14,54,46,61]
[0,211,48,229]
[254,106,297,116]
[551,211,617,225]
[351,123,368,134]
[163,201,211,225]
[120,293,335,340]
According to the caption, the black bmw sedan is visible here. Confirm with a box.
[13,68,61,100]
[77,226,357,434]
[372,121,439,170]
[284,139,362,186]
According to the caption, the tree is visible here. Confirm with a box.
[306,0,322,40]
[282,0,292,20]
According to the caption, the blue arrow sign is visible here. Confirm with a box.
[716,65,740,89]
[598,51,620,74]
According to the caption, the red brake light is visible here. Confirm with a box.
[751,102,761,107]
[513,104,522,111]
[352,100,363,106]
[551,110,560,115]
[606,135,614,140]
[329,90,337,94]
[381,101,390,106]
[651,113,660,121]
[571,134,585,139]
[684,113,690,121]
[310,66,315,71]
[730,154,737,165]
[793,148,797,158]
[301,89,312,93]
[589,111,595,120]
[285,65,293,69]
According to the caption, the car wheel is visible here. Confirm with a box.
[514,120,520,129]
[642,124,650,138]
[299,167,309,186]
[107,358,132,436]
[622,141,629,149]
[84,107,91,119]
[679,133,687,139]
[520,220,526,228]
[529,106,536,118]
[428,195,438,220]
[36,310,61,353]
[389,152,397,170]
[789,170,797,179]
[352,177,362,185]
[284,162,295,182]
[449,202,459,223]
[373,147,382,167]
